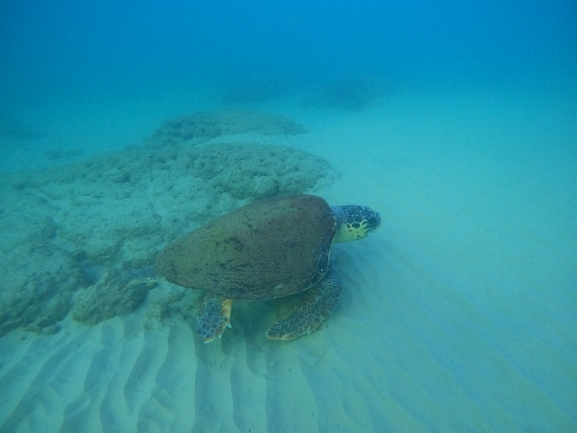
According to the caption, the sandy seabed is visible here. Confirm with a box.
[0,86,576,433]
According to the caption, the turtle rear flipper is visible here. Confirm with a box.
[266,264,342,341]
[197,293,233,343]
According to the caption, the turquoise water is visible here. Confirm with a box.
[1,1,576,432]
[2,0,575,116]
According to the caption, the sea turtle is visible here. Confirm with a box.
[123,194,380,342]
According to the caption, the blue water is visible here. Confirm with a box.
[1,1,576,432]
[1,0,575,109]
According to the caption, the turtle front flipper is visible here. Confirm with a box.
[197,293,233,343]
[266,263,342,341]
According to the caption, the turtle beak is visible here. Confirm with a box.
[364,209,381,236]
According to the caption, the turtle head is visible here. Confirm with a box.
[331,205,381,243]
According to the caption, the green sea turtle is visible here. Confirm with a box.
[124,194,380,342]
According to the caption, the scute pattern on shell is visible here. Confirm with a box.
[155,195,337,300]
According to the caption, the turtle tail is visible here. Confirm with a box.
[119,265,162,290]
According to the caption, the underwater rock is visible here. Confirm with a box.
[306,79,386,110]
[187,142,336,199]
[0,242,85,337]
[143,110,307,148]
[72,270,149,325]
